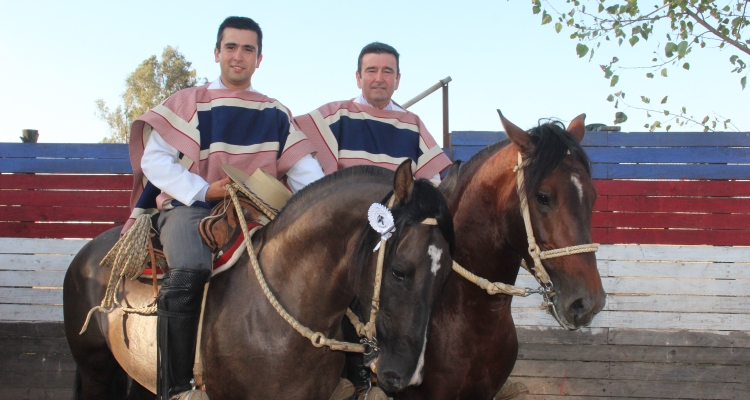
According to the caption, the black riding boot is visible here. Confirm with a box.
[342,304,371,388]
[156,268,211,400]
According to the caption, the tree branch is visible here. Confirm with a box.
[683,6,750,57]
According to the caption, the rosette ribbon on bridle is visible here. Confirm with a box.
[368,203,395,252]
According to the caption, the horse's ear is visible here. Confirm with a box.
[438,160,461,199]
[393,159,414,205]
[498,109,532,154]
[568,113,587,143]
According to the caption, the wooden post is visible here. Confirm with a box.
[442,83,450,158]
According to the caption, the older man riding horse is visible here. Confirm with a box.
[64,160,455,399]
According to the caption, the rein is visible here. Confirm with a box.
[451,152,598,324]
[228,185,437,354]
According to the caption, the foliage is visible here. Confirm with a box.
[97,46,203,143]
[533,0,749,131]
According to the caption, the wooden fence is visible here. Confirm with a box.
[2,135,749,399]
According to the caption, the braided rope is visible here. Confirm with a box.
[80,214,157,335]
[228,184,366,353]
[451,261,527,296]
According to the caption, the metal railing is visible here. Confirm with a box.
[401,76,452,154]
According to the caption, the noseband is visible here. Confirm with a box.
[452,152,598,329]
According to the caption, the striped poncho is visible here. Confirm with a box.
[294,100,451,179]
[125,84,313,231]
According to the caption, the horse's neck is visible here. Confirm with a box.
[451,150,526,286]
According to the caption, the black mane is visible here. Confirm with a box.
[460,120,591,199]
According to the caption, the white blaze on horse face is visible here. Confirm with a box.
[408,329,429,386]
[571,174,584,203]
[428,245,442,275]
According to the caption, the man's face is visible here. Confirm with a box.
[214,27,263,90]
[356,53,400,110]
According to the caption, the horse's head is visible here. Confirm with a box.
[353,160,454,393]
[500,111,606,329]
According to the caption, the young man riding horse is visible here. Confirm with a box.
[295,42,453,393]
[128,16,324,400]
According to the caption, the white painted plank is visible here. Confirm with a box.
[514,276,750,297]
[0,238,89,254]
[0,288,62,305]
[600,260,750,279]
[512,309,750,330]
[0,304,62,322]
[0,271,66,287]
[597,244,750,263]
[0,254,74,271]
[512,294,750,314]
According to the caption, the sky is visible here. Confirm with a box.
[1,0,747,146]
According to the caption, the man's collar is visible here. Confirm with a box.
[209,77,259,93]
[354,95,405,112]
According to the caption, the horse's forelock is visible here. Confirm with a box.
[348,178,455,296]
[522,120,591,199]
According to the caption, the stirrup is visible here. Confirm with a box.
[170,389,210,400]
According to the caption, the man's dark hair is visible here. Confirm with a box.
[357,42,400,74]
[216,16,263,55]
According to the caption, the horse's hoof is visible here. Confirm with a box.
[493,379,529,400]
[357,386,389,400]
[171,390,210,400]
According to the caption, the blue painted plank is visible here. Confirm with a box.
[0,158,133,174]
[450,131,608,147]
[587,147,750,164]
[592,164,750,179]
[0,143,129,159]
[602,132,750,147]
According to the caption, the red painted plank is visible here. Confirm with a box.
[596,196,750,213]
[592,227,750,246]
[0,174,132,190]
[594,180,750,197]
[0,206,129,223]
[592,211,750,230]
[0,190,129,207]
[0,222,120,239]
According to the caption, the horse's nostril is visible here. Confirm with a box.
[382,370,402,390]
[569,298,587,316]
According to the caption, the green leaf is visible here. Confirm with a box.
[742,76,747,90]
[661,68,668,77]
[666,125,671,131]
[614,112,628,124]
[629,36,639,46]
[681,106,686,113]
[683,62,690,70]
[598,3,604,12]
[606,94,615,102]
[576,43,589,58]
[640,96,650,104]
[661,96,668,104]
[555,22,562,33]
[533,5,541,14]
[701,116,709,124]
[664,110,670,116]
[730,55,739,64]
[646,72,654,78]
[610,75,619,87]
[677,41,688,57]
[542,11,552,25]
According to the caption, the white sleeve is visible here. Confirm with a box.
[286,154,325,193]
[141,130,210,205]
[429,172,441,184]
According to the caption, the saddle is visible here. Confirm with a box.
[141,195,267,279]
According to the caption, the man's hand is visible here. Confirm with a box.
[205,177,232,201]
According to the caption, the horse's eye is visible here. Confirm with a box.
[536,193,550,206]
[391,268,405,281]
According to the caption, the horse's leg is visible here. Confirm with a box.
[64,227,128,400]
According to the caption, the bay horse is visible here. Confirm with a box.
[63,161,456,399]
[396,112,606,400]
